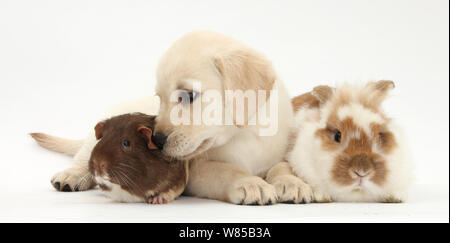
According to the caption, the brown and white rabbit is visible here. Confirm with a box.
[268,81,413,203]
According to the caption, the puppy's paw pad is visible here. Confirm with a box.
[52,181,61,191]
[227,177,278,206]
[272,175,314,204]
[61,184,72,192]
[51,169,94,192]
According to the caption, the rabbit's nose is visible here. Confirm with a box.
[353,170,371,178]
[350,153,374,174]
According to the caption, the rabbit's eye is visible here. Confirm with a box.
[379,132,388,144]
[334,131,342,143]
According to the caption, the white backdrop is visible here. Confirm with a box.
[0,0,448,222]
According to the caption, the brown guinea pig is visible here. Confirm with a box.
[89,113,188,204]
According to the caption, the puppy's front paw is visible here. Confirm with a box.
[227,176,278,206]
[51,168,95,192]
[271,175,314,204]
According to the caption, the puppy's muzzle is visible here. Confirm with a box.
[152,132,168,150]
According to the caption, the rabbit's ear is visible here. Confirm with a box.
[311,85,334,104]
[362,80,395,107]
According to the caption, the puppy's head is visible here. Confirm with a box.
[154,31,276,159]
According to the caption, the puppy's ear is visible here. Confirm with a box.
[94,122,105,140]
[137,125,158,150]
[214,49,276,94]
[362,80,395,107]
[214,48,276,127]
[311,85,334,104]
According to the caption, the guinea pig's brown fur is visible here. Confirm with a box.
[89,113,188,204]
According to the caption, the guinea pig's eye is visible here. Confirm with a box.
[122,140,131,148]
[334,130,342,143]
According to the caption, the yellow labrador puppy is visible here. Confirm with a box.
[32,31,298,205]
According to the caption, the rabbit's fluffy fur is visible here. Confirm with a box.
[287,81,413,203]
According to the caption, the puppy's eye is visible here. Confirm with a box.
[122,140,131,148]
[189,91,199,103]
[178,91,199,104]
[334,131,342,143]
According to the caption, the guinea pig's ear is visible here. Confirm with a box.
[363,80,395,106]
[137,125,158,150]
[94,122,105,140]
[311,85,334,104]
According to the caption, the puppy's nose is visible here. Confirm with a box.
[152,132,167,150]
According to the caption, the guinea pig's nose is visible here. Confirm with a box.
[99,161,107,171]
[152,132,167,150]
[94,159,107,174]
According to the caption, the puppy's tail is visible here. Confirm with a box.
[30,133,84,156]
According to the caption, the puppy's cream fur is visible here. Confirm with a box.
[32,31,294,205]
[154,31,293,205]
